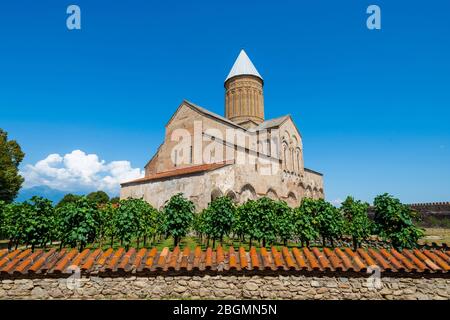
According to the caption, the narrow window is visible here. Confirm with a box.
[174,150,177,167]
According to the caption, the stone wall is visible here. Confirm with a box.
[1,274,448,300]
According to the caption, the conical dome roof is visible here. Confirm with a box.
[225,50,263,82]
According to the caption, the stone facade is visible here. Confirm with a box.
[120,51,324,209]
[225,75,264,128]
[1,274,449,300]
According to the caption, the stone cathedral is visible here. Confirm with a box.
[121,50,324,209]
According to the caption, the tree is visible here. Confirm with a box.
[294,198,320,247]
[113,198,158,249]
[98,202,117,248]
[155,208,167,240]
[251,197,279,247]
[22,196,55,250]
[57,197,100,251]
[373,193,424,249]
[295,198,344,247]
[0,200,5,239]
[274,200,294,246]
[134,199,158,247]
[2,202,30,249]
[110,197,120,204]
[113,199,139,249]
[203,196,235,247]
[87,191,110,205]
[0,129,25,203]
[56,194,82,208]
[234,200,257,246]
[314,199,344,247]
[341,196,372,250]
[163,193,195,247]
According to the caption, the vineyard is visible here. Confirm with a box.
[0,193,424,252]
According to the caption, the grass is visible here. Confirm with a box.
[2,228,449,252]
[422,228,450,245]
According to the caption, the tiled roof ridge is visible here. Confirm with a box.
[0,246,449,277]
[121,161,233,186]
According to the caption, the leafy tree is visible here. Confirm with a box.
[274,200,294,246]
[294,198,320,247]
[203,196,235,247]
[373,193,424,249]
[110,197,120,204]
[2,202,29,249]
[87,191,110,205]
[314,199,344,247]
[0,200,5,239]
[135,199,159,247]
[57,197,100,251]
[113,198,158,249]
[295,198,344,247]
[113,199,139,249]
[155,208,167,240]
[98,202,117,248]
[234,200,258,246]
[192,209,205,240]
[22,196,55,250]
[0,129,25,203]
[252,197,279,247]
[56,194,82,208]
[163,193,195,247]
[341,196,372,250]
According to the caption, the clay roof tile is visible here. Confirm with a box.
[1,246,449,276]
[292,248,308,270]
[282,247,296,270]
[302,247,320,270]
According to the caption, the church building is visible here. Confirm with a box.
[120,50,324,209]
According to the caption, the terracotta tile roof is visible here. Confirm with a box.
[0,246,449,277]
[121,161,233,186]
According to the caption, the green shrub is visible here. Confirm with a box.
[202,196,235,247]
[163,193,195,247]
[373,193,424,249]
[341,196,372,250]
[57,196,100,251]
[293,198,320,247]
[274,200,294,246]
[23,196,56,250]
[251,197,279,247]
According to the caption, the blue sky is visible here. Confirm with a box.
[1,1,449,204]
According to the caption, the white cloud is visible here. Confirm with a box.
[331,198,343,207]
[20,150,144,195]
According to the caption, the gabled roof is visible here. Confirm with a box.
[165,100,245,130]
[304,167,323,176]
[249,115,290,131]
[225,50,263,82]
[185,100,245,129]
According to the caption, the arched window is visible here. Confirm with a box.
[211,189,223,202]
[240,184,256,203]
[296,148,301,173]
[287,192,297,207]
[291,148,295,172]
[226,190,238,204]
[266,188,278,200]
[282,143,287,170]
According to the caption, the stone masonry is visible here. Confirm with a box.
[1,274,449,300]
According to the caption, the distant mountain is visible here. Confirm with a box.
[16,186,79,204]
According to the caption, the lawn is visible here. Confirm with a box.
[1,228,449,252]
